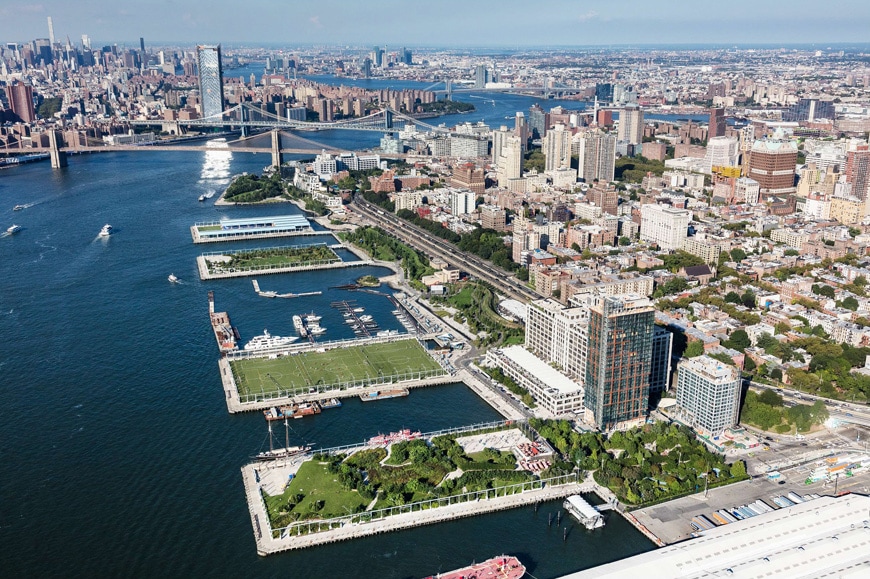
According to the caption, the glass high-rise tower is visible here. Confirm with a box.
[196,44,225,119]
[584,294,654,430]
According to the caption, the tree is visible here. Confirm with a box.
[774,322,791,335]
[725,329,751,351]
[758,389,784,406]
[619,236,631,246]
[684,341,705,358]
[37,97,63,119]
[725,291,741,304]
[812,284,836,299]
[743,356,757,372]
[730,248,747,262]
[729,460,747,478]
[840,296,859,311]
[741,290,757,309]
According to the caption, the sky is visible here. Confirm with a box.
[2,0,870,48]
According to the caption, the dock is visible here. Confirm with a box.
[251,279,322,299]
[189,215,327,244]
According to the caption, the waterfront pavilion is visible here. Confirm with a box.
[196,215,312,241]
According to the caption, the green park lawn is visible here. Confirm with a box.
[231,339,444,397]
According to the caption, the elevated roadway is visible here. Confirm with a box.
[351,196,540,303]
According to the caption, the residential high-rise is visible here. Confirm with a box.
[480,205,507,230]
[708,108,726,139]
[196,45,225,119]
[584,294,655,430]
[675,355,741,436]
[747,137,798,198]
[4,81,36,123]
[782,98,835,122]
[543,123,570,171]
[640,204,691,251]
[528,104,548,139]
[450,189,475,215]
[703,136,739,173]
[474,64,489,89]
[492,126,510,165]
[649,326,674,394]
[497,135,523,183]
[575,131,616,183]
[617,107,644,145]
[513,112,528,149]
[845,140,870,201]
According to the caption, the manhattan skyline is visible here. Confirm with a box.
[3,0,870,47]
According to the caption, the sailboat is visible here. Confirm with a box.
[252,416,310,462]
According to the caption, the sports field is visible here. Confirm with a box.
[231,339,444,398]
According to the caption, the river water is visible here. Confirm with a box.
[0,78,655,577]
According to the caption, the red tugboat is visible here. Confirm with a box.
[425,556,526,579]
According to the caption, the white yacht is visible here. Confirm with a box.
[307,324,327,336]
[243,329,299,351]
[304,312,322,323]
[292,315,308,337]
[168,274,179,283]
[99,224,113,237]
[7,224,22,234]
[358,314,374,322]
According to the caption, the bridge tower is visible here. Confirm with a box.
[48,130,67,169]
[239,104,249,138]
[270,129,282,170]
[445,79,453,101]
[385,108,393,130]
[543,78,551,100]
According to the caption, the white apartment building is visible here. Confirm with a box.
[485,346,585,415]
[639,204,691,251]
[675,355,741,436]
[450,189,476,215]
[543,123,571,171]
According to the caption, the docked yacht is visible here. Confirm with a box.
[99,224,113,237]
[304,312,322,323]
[243,329,299,351]
[307,324,327,336]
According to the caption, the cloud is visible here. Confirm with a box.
[577,10,599,22]
[309,15,322,27]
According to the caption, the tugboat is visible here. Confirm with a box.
[99,224,113,237]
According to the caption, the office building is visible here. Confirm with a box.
[708,107,726,139]
[675,355,741,436]
[196,45,225,119]
[747,138,798,198]
[782,98,835,122]
[703,136,739,174]
[543,123,570,171]
[584,294,655,430]
[4,81,35,123]
[640,204,691,251]
[617,107,644,145]
[649,326,674,394]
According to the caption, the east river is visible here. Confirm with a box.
[0,72,655,577]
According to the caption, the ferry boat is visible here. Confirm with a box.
[292,315,308,337]
[320,398,342,409]
[263,402,321,421]
[99,224,113,237]
[168,274,179,283]
[360,387,410,402]
[6,224,22,234]
[425,556,526,579]
[368,428,421,446]
[243,329,300,351]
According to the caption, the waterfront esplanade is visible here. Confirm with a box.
[197,215,312,241]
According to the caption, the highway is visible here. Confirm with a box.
[351,195,541,303]
[749,381,870,427]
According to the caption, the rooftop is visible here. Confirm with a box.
[499,345,582,396]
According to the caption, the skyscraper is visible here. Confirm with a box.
[528,104,548,139]
[676,355,741,436]
[649,326,674,395]
[575,130,616,183]
[846,140,870,201]
[747,137,798,199]
[708,107,726,139]
[497,135,524,183]
[4,81,36,123]
[584,294,655,430]
[196,45,225,119]
[475,64,489,89]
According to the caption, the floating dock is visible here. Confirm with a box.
[359,387,410,402]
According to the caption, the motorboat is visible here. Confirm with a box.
[7,224,22,234]
[99,224,113,237]
[13,204,25,211]
[198,194,207,202]
[168,274,179,283]
[304,312,322,323]
[243,329,300,351]
[307,324,327,335]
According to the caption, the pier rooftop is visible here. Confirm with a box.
[191,214,313,243]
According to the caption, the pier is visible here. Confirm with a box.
[190,224,331,244]
[242,463,588,555]
[208,291,239,353]
[197,254,373,280]
[251,279,322,299]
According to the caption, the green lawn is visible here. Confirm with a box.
[263,460,368,529]
[210,245,338,272]
[198,225,221,232]
[232,339,444,398]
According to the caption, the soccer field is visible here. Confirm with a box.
[231,339,444,399]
